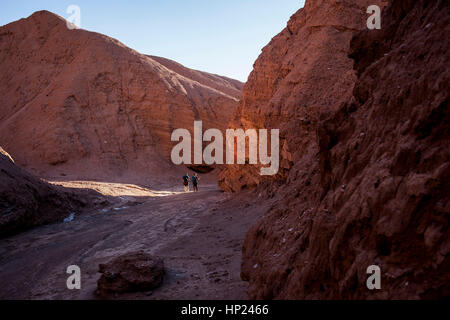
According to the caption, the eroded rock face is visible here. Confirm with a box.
[225,0,449,299]
[0,11,242,180]
[96,251,165,297]
[0,147,99,238]
[219,0,384,192]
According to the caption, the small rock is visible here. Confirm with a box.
[96,251,165,298]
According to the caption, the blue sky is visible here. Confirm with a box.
[0,0,304,82]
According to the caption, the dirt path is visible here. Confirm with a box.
[0,182,264,300]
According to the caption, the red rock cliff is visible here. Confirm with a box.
[0,11,242,180]
[219,0,385,191]
[227,0,449,299]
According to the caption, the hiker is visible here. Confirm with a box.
[192,173,200,192]
[182,173,190,192]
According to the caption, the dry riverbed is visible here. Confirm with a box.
[0,182,265,300]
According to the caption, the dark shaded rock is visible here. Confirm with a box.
[0,147,99,238]
[221,0,449,299]
[96,251,165,297]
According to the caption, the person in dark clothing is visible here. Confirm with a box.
[192,173,199,192]
[182,173,190,192]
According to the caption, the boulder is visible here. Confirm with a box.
[96,251,165,297]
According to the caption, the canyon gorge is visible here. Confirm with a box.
[0,0,448,300]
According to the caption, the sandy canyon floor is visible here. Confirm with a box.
[0,181,265,300]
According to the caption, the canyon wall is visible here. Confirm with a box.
[0,11,242,181]
[224,0,449,299]
[219,0,385,191]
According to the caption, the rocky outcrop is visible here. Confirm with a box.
[225,0,449,299]
[0,11,242,180]
[219,0,384,192]
[0,147,102,238]
[96,251,165,297]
